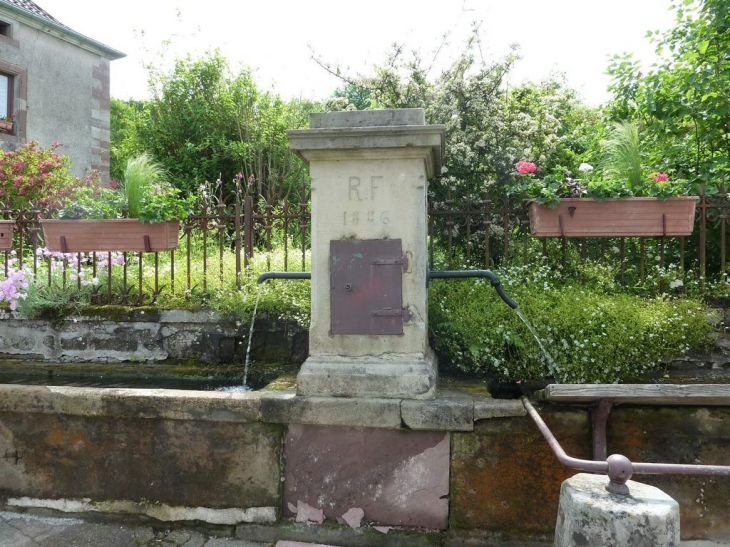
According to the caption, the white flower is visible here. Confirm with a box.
[578,163,594,172]
[669,279,684,289]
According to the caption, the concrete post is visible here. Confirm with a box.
[554,473,680,547]
[287,109,445,399]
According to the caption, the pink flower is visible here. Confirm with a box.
[516,160,537,175]
[653,172,669,182]
[236,172,244,179]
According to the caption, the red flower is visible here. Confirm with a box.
[516,160,537,175]
[653,172,669,182]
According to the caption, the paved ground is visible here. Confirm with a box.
[1,511,728,547]
[0,511,271,547]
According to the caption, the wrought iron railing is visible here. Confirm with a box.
[1,184,728,306]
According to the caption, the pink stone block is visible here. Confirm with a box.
[284,425,449,529]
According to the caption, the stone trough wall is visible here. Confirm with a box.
[0,385,729,545]
[1,311,730,543]
[0,308,308,365]
[0,309,729,384]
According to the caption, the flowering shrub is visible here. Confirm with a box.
[0,141,93,210]
[428,261,712,383]
[0,254,29,311]
[0,248,126,319]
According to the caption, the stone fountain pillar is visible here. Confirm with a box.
[288,109,445,399]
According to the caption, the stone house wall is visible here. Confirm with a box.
[0,1,124,182]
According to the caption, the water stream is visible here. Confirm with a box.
[514,308,563,384]
[242,287,262,388]
[216,287,262,393]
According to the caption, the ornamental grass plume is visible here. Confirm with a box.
[603,122,643,189]
[121,153,169,219]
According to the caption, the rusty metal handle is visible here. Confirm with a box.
[521,397,730,495]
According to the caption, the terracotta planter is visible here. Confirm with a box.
[528,196,699,237]
[0,120,13,133]
[0,220,14,250]
[41,219,180,252]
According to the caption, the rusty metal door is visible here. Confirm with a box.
[330,239,408,335]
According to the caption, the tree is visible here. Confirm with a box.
[606,0,730,188]
[110,98,146,182]
[605,0,730,275]
[318,32,597,264]
[137,50,314,200]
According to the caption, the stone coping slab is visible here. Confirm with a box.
[539,384,730,405]
[0,384,526,430]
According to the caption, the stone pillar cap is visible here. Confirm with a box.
[288,109,445,177]
[309,108,426,128]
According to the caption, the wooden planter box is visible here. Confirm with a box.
[0,220,14,250]
[528,197,699,237]
[0,120,13,133]
[41,219,180,252]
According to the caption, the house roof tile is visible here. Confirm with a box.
[3,0,60,24]
[0,0,125,59]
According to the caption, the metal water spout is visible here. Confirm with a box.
[257,268,518,310]
[427,269,518,309]
[257,272,311,284]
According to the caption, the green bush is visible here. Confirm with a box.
[428,263,713,383]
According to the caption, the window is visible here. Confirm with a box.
[0,21,9,37]
[0,72,11,119]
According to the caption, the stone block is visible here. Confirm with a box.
[608,406,730,540]
[59,335,87,351]
[284,424,449,529]
[450,408,591,532]
[99,389,262,422]
[42,335,56,349]
[473,399,527,420]
[554,473,679,547]
[401,390,474,431]
[260,392,401,429]
[93,335,138,352]
[276,542,337,547]
[235,521,443,546]
[297,355,437,400]
[0,411,282,509]
[10,335,34,351]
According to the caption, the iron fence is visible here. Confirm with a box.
[1,185,728,306]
